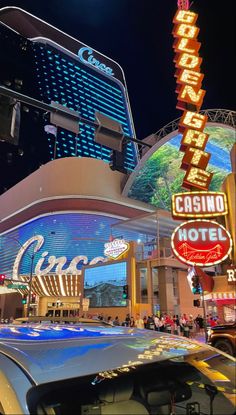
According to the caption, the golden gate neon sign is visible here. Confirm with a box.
[173,9,212,190]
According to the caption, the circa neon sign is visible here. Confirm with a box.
[12,235,107,279]
[78,47,114,76]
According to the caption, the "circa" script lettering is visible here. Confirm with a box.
[78,47,114,76]
[12,235,106,279]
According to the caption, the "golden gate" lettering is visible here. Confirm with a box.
[173,9,212,190]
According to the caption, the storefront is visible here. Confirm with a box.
[0,145,235,321]
[204,272,236,323]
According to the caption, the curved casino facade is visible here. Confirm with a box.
[0,153,235,322]
[0,157,196,320]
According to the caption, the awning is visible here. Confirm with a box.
[111,211,182,238]
[0,286,18,294]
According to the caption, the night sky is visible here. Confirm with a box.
[0,0,235,140]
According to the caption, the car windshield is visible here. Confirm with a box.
[27,349,235,415]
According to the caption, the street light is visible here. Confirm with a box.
[2,235,36,317]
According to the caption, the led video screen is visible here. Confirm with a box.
[128,125,235,210]
[83,261,128,307]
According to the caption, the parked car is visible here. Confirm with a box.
[208,322,236,356]
[0,323,235,415]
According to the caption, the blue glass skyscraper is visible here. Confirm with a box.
[0,7,139,173]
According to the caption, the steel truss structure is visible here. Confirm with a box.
[152,109,236,145]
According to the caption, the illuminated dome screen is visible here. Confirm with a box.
[128,125,235,210]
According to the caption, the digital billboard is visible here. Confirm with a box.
[83,260,128,307]
[0,213,146,279]
[128,125,235,210]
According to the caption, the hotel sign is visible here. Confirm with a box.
[172,191,228,219]
[104,239,130,260]
[171,220,232,266]
[173,9,212,191]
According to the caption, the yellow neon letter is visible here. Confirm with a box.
[179,85,205,104]
[180,111,207,131]
[184,167,212,190]
[178,53,201,70]
[174,10,197,25]
[186,147,210,166]
[179,69,203,86]
[181,129,209,149]
[175,38,196,54]
[176,24,199,39]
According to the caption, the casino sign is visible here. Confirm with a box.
[171,5,233,271]
[104,239,130,260]
[171,220,232,267]
[172,191,228,219]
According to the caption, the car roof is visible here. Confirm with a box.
[0,324,207,385]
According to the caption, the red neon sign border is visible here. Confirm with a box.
[171,219,233,267]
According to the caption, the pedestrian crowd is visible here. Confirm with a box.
[93,312,217,338]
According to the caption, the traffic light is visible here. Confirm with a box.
[109,150,127,174]
[191,275,201,294]
[22,295,27,305]
[193,299,201,307]
[0,274,5,286]
[31,293,36,304]
[122,284,129,299]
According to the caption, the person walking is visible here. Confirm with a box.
[135,313,144,329]
[195,314,204,334]
[179,314,187,335]
[164,314,174,334]
[154,315,160,331]
[188,314,194,338]
[130,316,135,327]
[159,314,165,332]
[125,313,131,327]
[107,316,113,325]
[146,315,155,330]
[173,315,180,335]
[143,315,147,328]
[113,316,120,326]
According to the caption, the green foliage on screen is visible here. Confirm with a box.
[128,125,234,211]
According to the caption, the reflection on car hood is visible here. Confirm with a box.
[0,324,207,385]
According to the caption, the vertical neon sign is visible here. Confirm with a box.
[172,5,213,191]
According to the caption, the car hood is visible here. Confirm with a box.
[0,324,207,385]
[211,323,236,331]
